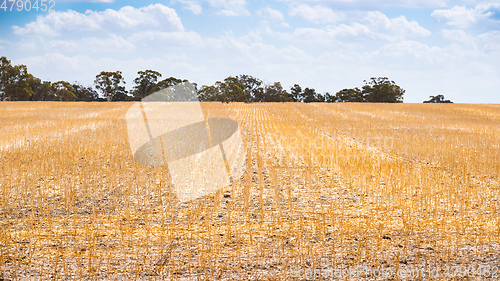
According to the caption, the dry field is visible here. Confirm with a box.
[1,102,499,280]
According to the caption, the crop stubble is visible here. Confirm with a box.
[0,102,499,279]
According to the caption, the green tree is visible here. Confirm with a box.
[133,70,162,100]
[72,83,99,101]
[252,86,266,102]
[0,57,34,101]
[222,76,259,102]
[29,78,55,101]
[263,82,291,102]
[28,77,43,101]
[198,85,223,102]
[94,71,126,102]
[218,78,242,102]
[423,94,453,103]
[324,92,336,103]
[0,59,53,101]
[302,87,322,103]
[156,77,183,90]
[290,84,302,102]
[208,75,264,102]
[335,88,364,102]
[0,56,15,101]
[238,74,263,102]
[113,86,132,101]
[53,81,76,101]
[5,65,34,101]
[362,77,404,103]
[144,81,197,102]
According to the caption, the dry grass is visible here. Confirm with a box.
[1,102,499,280]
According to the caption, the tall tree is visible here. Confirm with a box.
[208,75,264,102]
[335,88,364,102]
[155,77,187,91]
[29,78,56,101]
[0,58,33,101]
[144,81,197,101]
[113,86,131,101]
[133,70,162,100]
[28,77,43,101]
[72,83,99,101]
[290,84,302,102]
[53,81,76,101]
[197,85,223,102]
[324,92,336,103]
[218,77,246,102]
[218,79,240,102]
[0,56,14,101]
[302,87,321,103]
[6,65,34,101]
[362,77,404,103]
[238,74,263,102]
[263,82,291,102]
[94,71,126,102]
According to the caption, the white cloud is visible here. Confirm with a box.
[286,11,430,44]
[172,0,249,16]
[257,7,284,21]
[206,0,249,16]
[442,29,474,43]
[364,11,431,39]
[432,6,481,29]
[479,30,500,54]
[281,0,449,9]
[174,0,203,15]
[13,10,99,36]
[431,3,500,29]
[478,30,500,42]
[44,35,135,54]
[289,4,339,24]
[13,4,184,37]
[13,28,204,64]
[0,39,9,50]
[378,40,457,63]
[129,31,205,49]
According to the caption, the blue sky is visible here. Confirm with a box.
[1,0,499,103]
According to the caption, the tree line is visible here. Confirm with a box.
[1,56,407,103]
[194,75,405,103]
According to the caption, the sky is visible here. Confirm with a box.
[0,0,499,103]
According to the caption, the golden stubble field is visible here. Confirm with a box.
[0,102,499,280]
